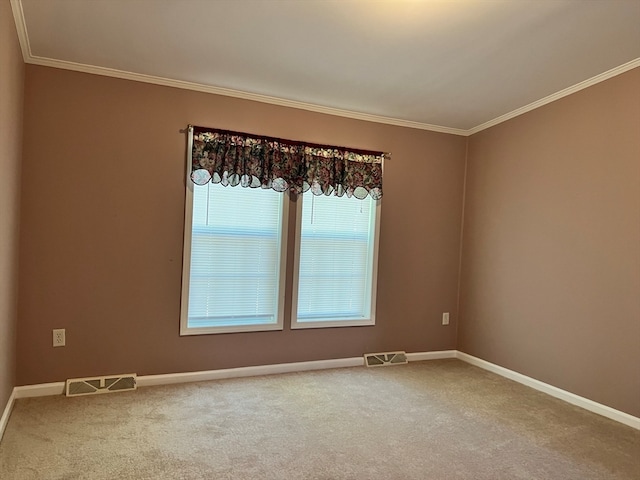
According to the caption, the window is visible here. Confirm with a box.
[181,125,384,335]
[291,193,381,329]
[180,182,288,335]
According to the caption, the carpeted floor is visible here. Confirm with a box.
[0,359,638,479]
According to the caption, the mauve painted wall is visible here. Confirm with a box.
[16,65,466,385]
[459,68,640,417]
[0,0,23,411]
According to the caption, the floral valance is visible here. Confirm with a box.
[189,125,385,200]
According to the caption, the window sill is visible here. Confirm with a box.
[180,322,283,336]
[290,318,375,329]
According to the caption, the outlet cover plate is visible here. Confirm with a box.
[53,328,66,347]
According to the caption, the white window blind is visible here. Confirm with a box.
[293,193,379,327]
[184,183,286,332]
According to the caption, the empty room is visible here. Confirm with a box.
[1,1,639,479]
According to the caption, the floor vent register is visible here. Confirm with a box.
[65,374,137,397]
[364,351,408,367]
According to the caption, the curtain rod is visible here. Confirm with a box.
[188,125,391,160]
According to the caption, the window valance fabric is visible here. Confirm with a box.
[189,125,385,200]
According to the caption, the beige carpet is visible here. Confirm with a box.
[0,359,638,479]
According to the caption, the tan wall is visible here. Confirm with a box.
[0,0,24,408]
[458,68,640,416]
[17,65,466,385]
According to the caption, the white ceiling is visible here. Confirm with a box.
[11,0,640,135]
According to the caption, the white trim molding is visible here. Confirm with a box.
[2,350,637,444]
[466,57,640,135]
[9,0,30,61]
[23,55,469,136]
[406,350,457,362]
[14,382,65,399]
[456,351,640,430]
[0,389,17,443]
[11,0,638,138]
[137,357,365,388]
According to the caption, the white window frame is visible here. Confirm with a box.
[290,194,381,330]
[180,134,288,335]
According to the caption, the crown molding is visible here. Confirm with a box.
[10,0,640,138]
[25,54,469,136]
[467,57,640,135]
[10,0,30,61]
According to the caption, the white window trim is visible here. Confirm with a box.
[290,194,381,330]
[179,132,289,335]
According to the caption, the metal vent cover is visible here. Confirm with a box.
[66,374,137,397]
[364,351,408,367]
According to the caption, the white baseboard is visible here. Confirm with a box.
[14,382,65,399]
[406,350,457,362]
[0,389,16,443]
[2,351,637,437]
[2,352,444,396]
[138,351,456,388]
[456,351,640,430]
[137,356,365,387]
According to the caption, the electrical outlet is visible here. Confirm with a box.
[53,329,66,347]
[442,312,450,326]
